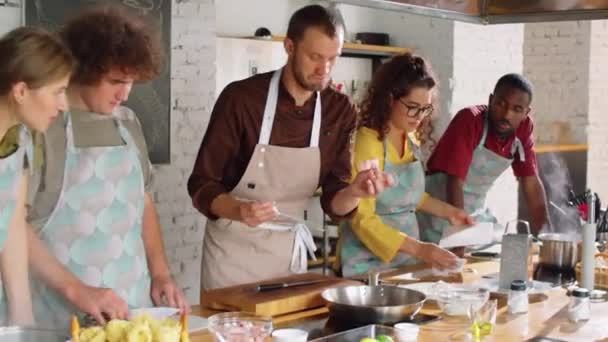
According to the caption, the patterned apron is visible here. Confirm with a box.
[0,126,31,324]
[201,69,320,290]
[32,112,152,329]
[340,135,426,277]
[417,111,524,244]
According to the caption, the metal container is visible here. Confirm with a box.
[320,285,426,325]
[0,326,68,342]
[537,233,582,269]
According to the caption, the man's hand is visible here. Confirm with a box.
[151,275,190,313]
[349,159,395,198]
[66,283,128,325]
[239,201,277,227]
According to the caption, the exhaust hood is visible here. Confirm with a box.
[332,0,608,24]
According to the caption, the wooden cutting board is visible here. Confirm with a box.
[200,273,360,317]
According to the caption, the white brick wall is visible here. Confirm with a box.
[152,0,216,304]
[452,22,525,227]
[524,21,590,145]
[587,20,608,201]
[0,3,21,35]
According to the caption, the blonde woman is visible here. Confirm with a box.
[0,26,73,324]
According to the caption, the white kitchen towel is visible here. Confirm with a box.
[439,222,494,248]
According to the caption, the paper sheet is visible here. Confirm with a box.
[439,222,494,248]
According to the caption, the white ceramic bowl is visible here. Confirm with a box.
[393,323,420,341]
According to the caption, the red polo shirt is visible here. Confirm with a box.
[426,105,537,180]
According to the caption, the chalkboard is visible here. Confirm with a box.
[25,0,171,164]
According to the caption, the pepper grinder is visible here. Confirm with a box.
[582,191,596,290]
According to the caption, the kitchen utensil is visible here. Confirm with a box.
[0,326,68,342]
[256,279,332,292]
[207,312,272,342]
[321,285,426,324]
[537,232,582,269]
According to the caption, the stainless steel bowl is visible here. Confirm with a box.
[321,285,426,324]
[0,326,68,342]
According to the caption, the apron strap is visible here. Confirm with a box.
[478,111,490,150]
[258,221,318,273]
[511,138,525,162]
[258,68,322,147]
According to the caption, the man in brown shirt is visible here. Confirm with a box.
[189,5,394,289]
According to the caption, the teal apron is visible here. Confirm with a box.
[417,111,524,244]
[0,126,31,324]
[32,112,152,329]
[340,135,426,277]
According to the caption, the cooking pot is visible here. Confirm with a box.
[537,232,582,270]
[321,284,426,325]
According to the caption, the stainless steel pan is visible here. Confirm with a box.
[321,285,426,324]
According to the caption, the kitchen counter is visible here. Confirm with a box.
[190,259,608,341]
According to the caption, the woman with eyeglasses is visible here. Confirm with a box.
[337,53,474,276]
[0,27,73,324]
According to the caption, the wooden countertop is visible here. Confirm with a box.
[189,259,608,341]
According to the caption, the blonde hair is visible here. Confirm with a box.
[0,26,74,95]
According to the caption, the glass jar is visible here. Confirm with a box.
[508,280,528,314]
[568,287,591,323]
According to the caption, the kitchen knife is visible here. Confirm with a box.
[255,279,331,292]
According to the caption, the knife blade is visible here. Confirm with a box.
[255,279,331,292]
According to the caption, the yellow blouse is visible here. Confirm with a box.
[345,127,429,263]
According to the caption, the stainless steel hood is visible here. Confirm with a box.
[332,0,608,24]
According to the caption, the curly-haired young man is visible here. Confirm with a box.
[27,6,188,329]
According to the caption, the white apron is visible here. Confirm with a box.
[201,69,321,290]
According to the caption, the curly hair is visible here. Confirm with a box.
[60,6,162,85]
[358,53,438,147]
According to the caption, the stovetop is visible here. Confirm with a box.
[305,313,440,339]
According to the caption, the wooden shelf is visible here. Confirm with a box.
[534,144,587,153]
[258,35,412,57]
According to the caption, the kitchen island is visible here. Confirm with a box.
[190,260,608,341]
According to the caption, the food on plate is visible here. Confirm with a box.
[360,338,378,342]
[73,312,189,342]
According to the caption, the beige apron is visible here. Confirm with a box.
[201,69,321,290]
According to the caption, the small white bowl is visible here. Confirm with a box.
[394,322,420,341]
[271,328,308,342]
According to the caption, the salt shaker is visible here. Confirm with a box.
[508,280,528,314]
[568,287,591,323]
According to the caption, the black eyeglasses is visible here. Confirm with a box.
[398,99,434,118]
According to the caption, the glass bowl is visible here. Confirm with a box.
[207,311,272,342]
[434,284,490,316]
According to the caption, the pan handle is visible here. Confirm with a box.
[504,220,531,235]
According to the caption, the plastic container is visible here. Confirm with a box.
[508,280,529,314]
[568,288,591,323]
[207,311,272,342]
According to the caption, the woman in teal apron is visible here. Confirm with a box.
[0,27,73,324]
[338,54,474,277]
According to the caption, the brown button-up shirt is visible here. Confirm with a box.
[188,70,357,221]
